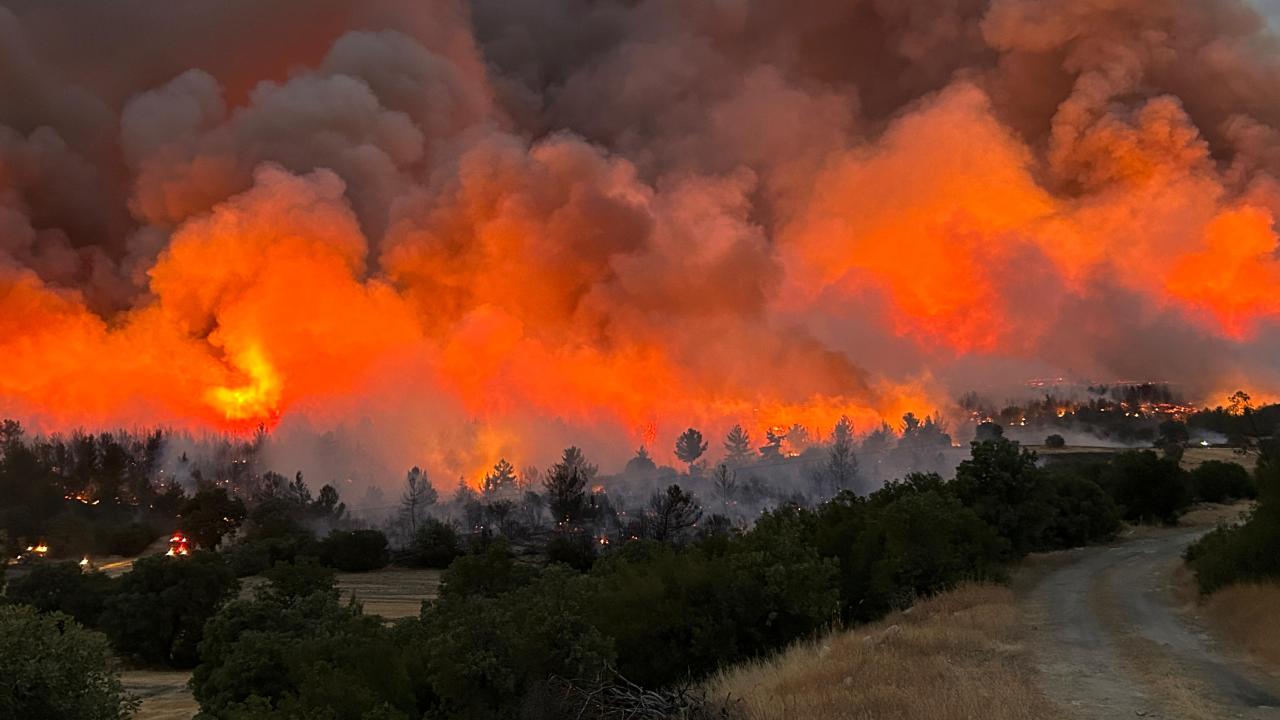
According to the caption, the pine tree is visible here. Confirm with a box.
[543,447,592,526]
[482,458,517,498]
[674,428,708,471]
[645,484,703,542]
[723,424,753,465]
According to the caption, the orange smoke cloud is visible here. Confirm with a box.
[1,0,1280,484]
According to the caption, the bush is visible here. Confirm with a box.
[839,490,1006,619]
[407,518,462,569]
[180,487,246,550]
[1189,461,1255,503]
[1186,455,1280,593]
[319,529,389,572]
[3,561,115,627]
[99,551,238,667]
[224,534,319,577]
[1038,473,1122,548]
[545,530,597,571]
[263,557,336,598]
[585,530,839,686]
[193,589,416,720]
[417,568,612,718]
[1097,450,1191,524]
[1045,434,1066,448]
[100,522,161,557]
[1185,506,1280,594]
[950,440,1053,558]
[0,605,138,720]
[438,541,534,600]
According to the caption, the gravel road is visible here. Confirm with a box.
[1024,524,1280,719]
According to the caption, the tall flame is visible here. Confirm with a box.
[206,345,282,423]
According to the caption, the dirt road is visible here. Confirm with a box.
[1024,520,1280,719]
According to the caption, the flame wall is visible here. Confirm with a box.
[2,0,1280,481]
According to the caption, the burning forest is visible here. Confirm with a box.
[1,0,1280,487]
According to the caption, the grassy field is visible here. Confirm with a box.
[709,584,1060,720]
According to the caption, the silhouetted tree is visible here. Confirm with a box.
[558,446,597,482]
[645,484,703,542]
[823,423,859,495]
[723,424,753,465]
[975,421,1004,442]
[313,484,346,522]
[624,446,657,474]
[1157,420,1189,446]
[786,424,812,454]
[180,487,246,550]
[399,466,437,536]
[482,458,517,498]
[544,447,591,526]
[674,428,708,471]
[712,464,737,515]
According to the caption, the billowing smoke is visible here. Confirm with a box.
[1,0,1279,487]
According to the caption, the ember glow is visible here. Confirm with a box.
[2,0,1280,482]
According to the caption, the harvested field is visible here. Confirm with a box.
[336,567,442,618]
[121,670,197,720]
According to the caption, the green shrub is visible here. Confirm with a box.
[263,557,336,598]
[407,518,462,569]
[2,561,115,627]
[0,605,138,720]
[319,530,389,572]
[193,589,415,720]
[99,551,238,667]
[1039,473,1122,548]
[100,522,162,557]
[840,490,1006,618]
[1098,450,1191,524]
[1189,461,1255,503]
[180,486,246,550]
[545,530,597,571]
[418,568,612,718]
[1185,506,1280,593]
[585,531,838,686]
[1186,449,1280,593]
[224,534,319,577]
[951,440,1053,558]
[438,540,534,600]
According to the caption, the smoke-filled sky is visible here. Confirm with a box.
[2,0,1280,483]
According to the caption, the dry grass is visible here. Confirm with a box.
[708,584,1062,720]
[336,567,441,619]
[1200,582,1280,674]
[121,670,197,720]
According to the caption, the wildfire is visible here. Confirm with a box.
[166,533,192,557]
[0,1,1278,486]
[206,346,283,425]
